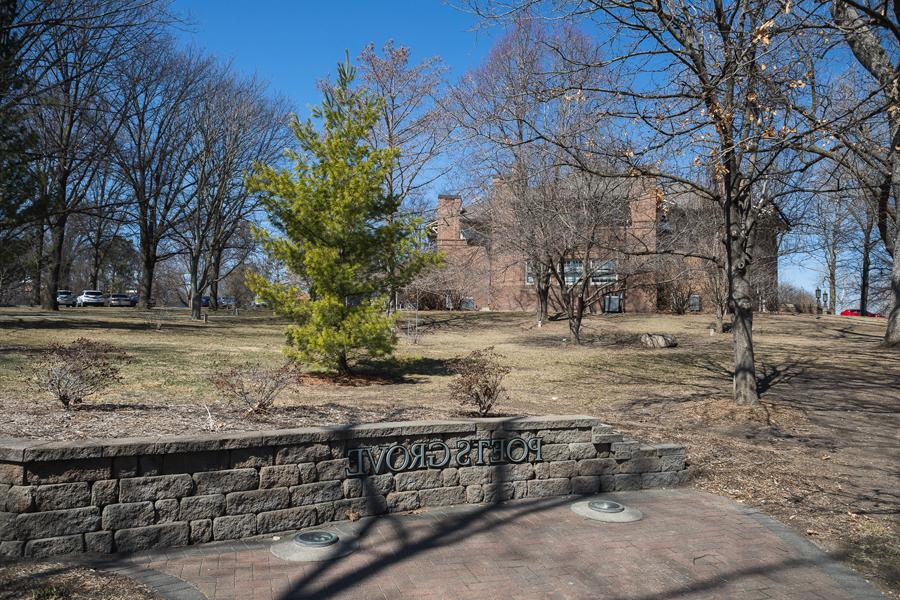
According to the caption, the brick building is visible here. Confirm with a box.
[430,186,779,314]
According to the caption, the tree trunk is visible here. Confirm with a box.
[209,249,222,311]
[337,351,351,376]
[190,256,202,321]
[138,243,155,309]
[828,264,837,315]
[30,224,44,306]
[731,270,759,405]
[43,215,67,311]
[569,295,584,343]
[859,240,870,315]
[536,272,550,325]
[715,303,725,334]
[885,231,900,346]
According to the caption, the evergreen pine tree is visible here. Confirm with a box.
[249,56,436,374]
[0,0,38,253]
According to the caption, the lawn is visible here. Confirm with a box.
[0,306,898,593]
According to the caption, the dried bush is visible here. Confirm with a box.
[210,362,297,416]
[448,347,510,417]
[32,338,130,409]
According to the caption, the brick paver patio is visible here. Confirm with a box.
[94,490,882,600]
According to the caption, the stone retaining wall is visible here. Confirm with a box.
[0,416,688,558]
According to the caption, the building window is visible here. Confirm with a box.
[603,293,622,313]
[563,260,583,285]
[689,294,702,312]
[590,260,617,285]
[525,261,536,285]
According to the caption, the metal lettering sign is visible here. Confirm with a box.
[345,437,543,477]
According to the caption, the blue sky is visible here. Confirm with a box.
[171,0,822,295]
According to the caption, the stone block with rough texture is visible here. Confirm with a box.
[0,541,23,557]
[155,499,179,523]
[642,471,688,488]
[395,470,443,492]
[458,466,490,486]
[179,494,224,521]
[16,507,100,539]
[225,488,289,515]
[33,482,90,511]
[25,534,83,558]
[290,481,342,506]
[115,522,189,552]
[85,530,112,553]
[102,502,154,530]
[527,478,571,498]
[419,486,465,507]
[190,519,212,544]
[192,469,257,495]
[540,444,570,461]
[442,468,459,487]
[276,444,330,464]
[5,486,33,513]
[577,458,618,476]
[120,475,193,502]
[260,465,299,489]
[0,512,15,540]
[298,463,317,484]
[230,447,273,469]
[385,491,420,512]
[25,458,111,484]
[571,476,601,495]
[212,514,256,540]
[482,481,525,503]
[316,458,349,481]
[91,480,118,507]
[494,463,534,481]
[537,429,592,444]
[535,461,576,480]
[256,507,316,534]
[466,485,484,504]
[568,443,598,460]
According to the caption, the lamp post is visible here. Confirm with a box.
[815,286,821,319]
[823,291,829,316]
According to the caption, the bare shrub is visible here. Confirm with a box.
[32,338,130,409]
[448,347,510,417]
[210,362,297,416]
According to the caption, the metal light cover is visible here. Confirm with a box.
[294,530,339,548]
[588,500,626,514]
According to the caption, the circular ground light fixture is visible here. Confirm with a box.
[571,497,643,523]
[294,530,339,548]
[588,500,626,514]
[271,528,357,562]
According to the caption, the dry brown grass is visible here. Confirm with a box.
[0,561,159,599]
[0,306,898,593]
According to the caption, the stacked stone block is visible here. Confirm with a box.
[0,416,688,558]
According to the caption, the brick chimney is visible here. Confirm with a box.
[627,182,658,253]
[436,194,467,247]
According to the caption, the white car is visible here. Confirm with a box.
[76,290,107,307]
[56,290,77,307]
[108,293,133,307]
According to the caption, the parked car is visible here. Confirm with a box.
[108,293,133,307]
[128,295,156,308]
[76,290,107,307]
[253,296,268,308]
[840,309,884,318]
[56,290,77,307]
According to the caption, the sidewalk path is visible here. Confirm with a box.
[93,489,883,600]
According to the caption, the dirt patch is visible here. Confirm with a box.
[605,396,900,596]
[0,561,159,600]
